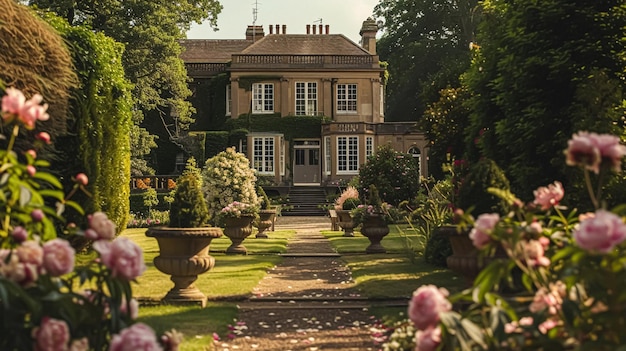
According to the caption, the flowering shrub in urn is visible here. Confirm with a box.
[218,201,258,220]
[398,131,626,350]
[0,88,179,350]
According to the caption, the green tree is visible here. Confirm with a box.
[464,0,626,199]
[30,0,223,174]
[374,0,479,122]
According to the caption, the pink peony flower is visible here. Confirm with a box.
[469,213,500,249]
[19,94,49,130]
[1,87,26,116]
[16,240,44,266]
[565,132,602,173]
[93,237,146,280]
[590,133,626,172]
[120,296,139,320]
[415,326,442,351]
[533,181,564,210]
[573,209,626,253]
[85,211,116,241]
[160,329,183,351]
[529,288,561,315]
[521,240,550,267]
[538,318,559,334]
[109,323,163,351]
[408,285,451,330]
[32,317,70,351]
[42,239,75,276]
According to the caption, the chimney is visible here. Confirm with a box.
[269,25,273,34]
[306,24,311,34]
[312,24,317,34]
[359,17,379,55]
[245,25,265,41]
[282,24,286,34]
[325,24,330,34]
[318,24,323,35]
[275,24,280,34]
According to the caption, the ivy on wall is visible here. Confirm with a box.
[225,114,323,140]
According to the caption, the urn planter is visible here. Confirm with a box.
[223,214,255,254]
[145,226,223,307]
[360,214,390,254]
[336,209,355,237]
[255,209,276,238]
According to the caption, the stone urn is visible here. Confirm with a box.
[360,214,390,254]
[223,214,255,254]
[255,209,276,238]
[145,226,223,307]
[335,209,355,237]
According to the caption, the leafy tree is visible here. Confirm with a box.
[30,0,223,174]
[464,0,626,199]
[358,144,421,206]
[374,0,479,122]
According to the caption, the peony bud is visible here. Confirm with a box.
[31,209,44,222]
[36,132,51,144]
[11,226,28,242]
[75,173,89,186]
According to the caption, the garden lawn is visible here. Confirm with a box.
[121,227,295,351]
[322,225,465,298]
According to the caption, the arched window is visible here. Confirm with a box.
[408,146,421,175]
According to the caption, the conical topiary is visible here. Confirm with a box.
[169,157,209,227]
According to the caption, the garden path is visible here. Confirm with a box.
[214,216,381,351]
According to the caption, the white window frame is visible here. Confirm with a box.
[252,83,274,113]
[253,137,274,175]
[225,84,232,116]
[280,136,285,176]
[295,82,318,116]
[336,136,359,174]
[324,136,331,175]
[365,136,374,159]
[336,83,357,114]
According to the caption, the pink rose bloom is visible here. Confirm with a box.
[1,87,25,116]
[42,239,75,276]
[110,323,163,351]
[565,132,602,173]
[415,326,441,351]
[574,209,626,253]
[533,181,564,210]
[408,285,451,330]
[19,94,49,130]
[69,338,89,351]
[590,133,626,172]
[93,237,146,280]
[32,317,70,351]
[469,213,500,249]
[85,212,116,241]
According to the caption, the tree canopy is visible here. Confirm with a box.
[463,0,626,199]
[374,0,479,122]
[30,0,223,175]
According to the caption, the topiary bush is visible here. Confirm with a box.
[169,157,209,227]
[358,144,421,206]
[202,147,259,225]
[456,158,511,216]
[257,185,271,210]
[424,229,453,267]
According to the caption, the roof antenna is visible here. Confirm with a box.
[314,18,322,25]
[252,0,259,41]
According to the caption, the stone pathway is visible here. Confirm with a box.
[214,217,380,351]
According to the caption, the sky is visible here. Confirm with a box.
[187,0,381,45]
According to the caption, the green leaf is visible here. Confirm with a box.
[38,189,65,201]
[18,185,31,207]
[32,171,62,189]
[461,318,487,349]
[63,200,85,216]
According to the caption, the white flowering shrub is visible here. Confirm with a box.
[202,147,259,225]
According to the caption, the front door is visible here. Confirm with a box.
[293,141,321,186]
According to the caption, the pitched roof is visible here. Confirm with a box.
[179,39,253,63]
[241,34,370,56]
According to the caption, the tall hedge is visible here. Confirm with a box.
[45,14,133,232]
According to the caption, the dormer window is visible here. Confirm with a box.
[252,83,274,113]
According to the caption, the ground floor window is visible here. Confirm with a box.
[253,137,274,174]
[366,136,374,159]
[337,136,358,174]
[324,136,331,175]
[408,146,421,175]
